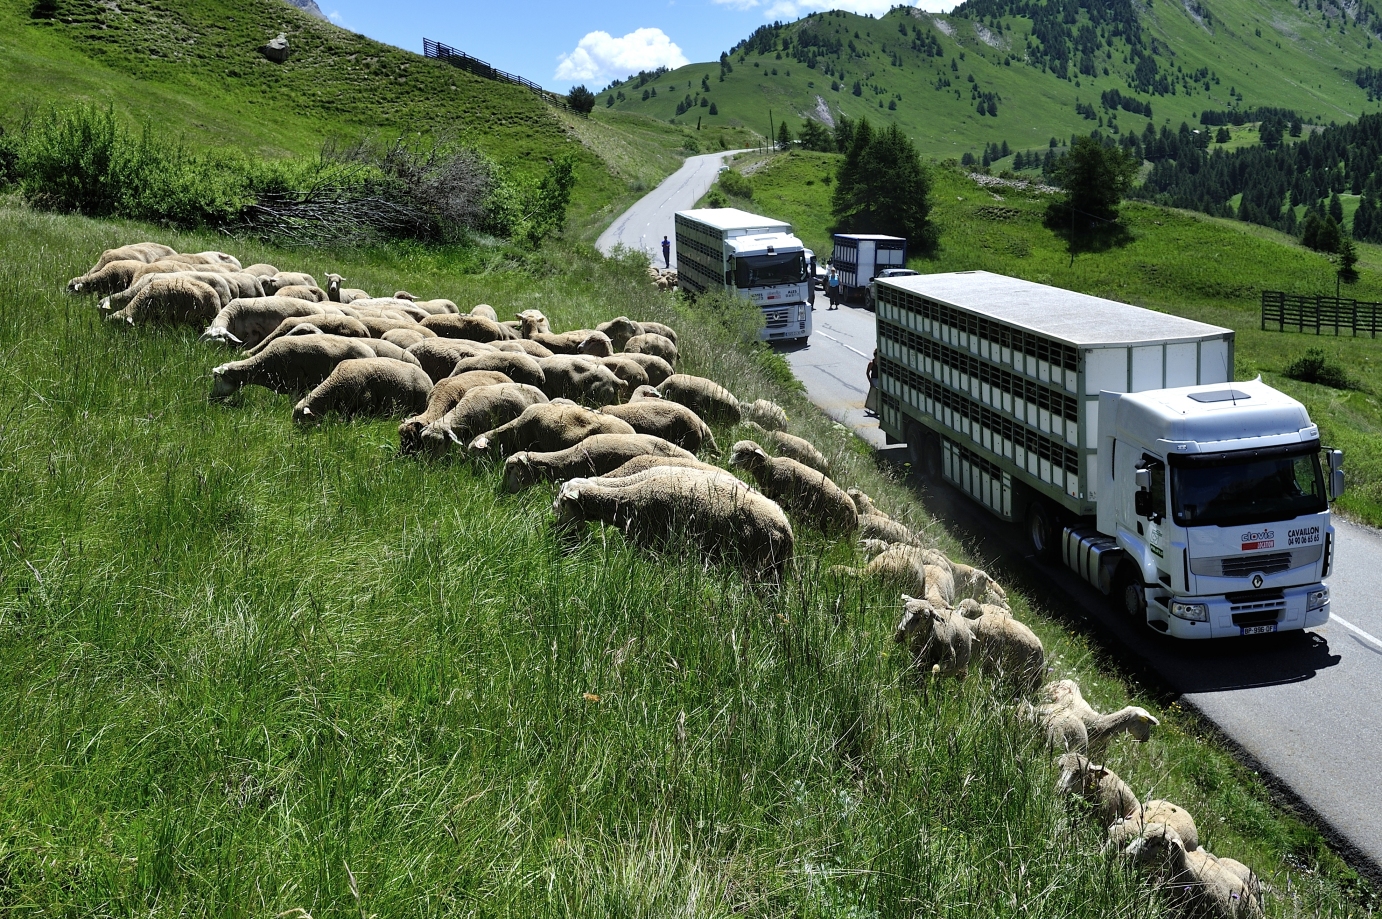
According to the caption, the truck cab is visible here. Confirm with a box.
[1098,379,1341,637]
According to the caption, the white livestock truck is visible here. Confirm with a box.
[674,208,813,343]
[874,271,1344,639]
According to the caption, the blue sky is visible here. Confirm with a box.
[318,0,954,92]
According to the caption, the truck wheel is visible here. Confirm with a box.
[1112,564,1148,621]
[864,290,875,311]
[1025,500,1059,562]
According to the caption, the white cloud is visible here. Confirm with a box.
[717,0,955,17]
[555,28,691,83]
[327,9,350,26]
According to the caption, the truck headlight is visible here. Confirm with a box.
[1307,588,1330,611]
[1170,601,1209,622]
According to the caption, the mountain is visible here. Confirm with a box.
[282,0,326,21]
[603,0,1382,159]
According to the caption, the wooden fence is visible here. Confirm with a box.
[1260,290,1382,337]
[422,38,567,110]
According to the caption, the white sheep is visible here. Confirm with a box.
[201,297,339,348]
[491,338,554,359]
[468,402,636,457]
[107,277,222,327]
[597,355,650,391]
[397,370,515,453]
[246,315,372,355]
[552,465,793,582]
[970,610,1044,692]
[622,332,678,366]
[1124,824,1262,918]
[602,454,722,478]
[469,303,499,321]
[263,272,319,292]
[502,433,696,492]
[420,313,510,343]
[617,352,674,386]
[85,242,177,272]
[1055,753,1139,826]
[1109,800,1201,852]
[407,338,498,382]
[595,316,644,350]
[324,272,370,303]
[893,596,973,680]
[742,398,789,431]
[451,351,546,388]
[599,400,719,454]
[211,334,379,398]
[415,383,549,453]
[729,440,858,535]
[1034,680,1159,756]
[292,358,433,424]
[743,423,830,474]
[657,374,741,425]
[537,355,628,406]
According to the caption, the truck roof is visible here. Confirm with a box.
[880,270,1232,348]
[834,234,907,242]
[676,208,791,233]
[1113,378,1316,451]
[727,232,804,255]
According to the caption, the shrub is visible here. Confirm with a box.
[1285,348,1354,389]
[717,169,753,200]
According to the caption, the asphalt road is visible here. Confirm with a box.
[596,149,752,265]
[781,299,1382,876]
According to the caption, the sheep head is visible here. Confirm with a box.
[1122,707,1160,742]
[728,440,771,475]
[1123,822,1187,869]
[209,364,238,399]
[394,290,418,301]
[552,479,591,530]
[1055,752,1106,797]
[502,453,537,493]
[847,488,878,515]
[577,332,614,358]
[894,594,942,646]
[630,385,662,402]
[516,309,550,336]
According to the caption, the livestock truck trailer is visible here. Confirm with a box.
[830,233,907,305]
[674,207,812,343]
[874,270,1345,639]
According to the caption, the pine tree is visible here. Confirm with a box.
[777,120,793,150]
[832,119,937,248]
[1330,192,1345,223]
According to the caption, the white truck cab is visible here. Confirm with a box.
[1099,379,1338,637]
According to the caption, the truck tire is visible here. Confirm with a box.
[864,290,875,311]
[1025,499,1059,562]
[1112,563,1148,622]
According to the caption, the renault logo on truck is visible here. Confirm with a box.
[1241,529,1275,551]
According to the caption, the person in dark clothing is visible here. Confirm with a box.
[864,348,879,416]
[661,236,671,269]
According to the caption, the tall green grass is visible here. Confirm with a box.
[0,204,1368,915]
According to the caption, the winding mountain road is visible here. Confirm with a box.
[601,164,1382,878]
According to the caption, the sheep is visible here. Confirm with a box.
[552,465,793,582]
[68,258,186,295]
[107,277,223,327]
[183,250,242,270]
[616,352,674,386]
[100,269,264,313]
[246,315,372,355]
[361,338,421,366]
[1055,754,1139,827]
[211,334,380,398]
[420,313,510,343]
[595,316,644,350]
[527,328,615,357]
[355,315,436,340]
[324,273,370,303]
[657,374,741,424]
[393,290,418,301]
[970,610,1044,692]
[745,424,830,474]
[597,355,650,391]
[381,328,428,349]
[87,242,177,271]
[346,298,430,322]
[292,358,433,424]
[513,309,551,334]
[410,298,460,316]
[274,284,329,303]
[729,440,857,535]
[848,489,885,517]
[469,303,499,321]
[243,263,279,277]
[468,402,636,457]
[502,433,697,492]
[623,332,678,366]
[600,400,719,454]
[451,352,546,388]
[858,513,923,548]
[639,320,678,344]
[263,272,319,292]
[407,338,498,382]
[1124,824,1261,919]
[202,297,340,348]
[537,355,628,406]
[742,398,789,431]
[630,385,663,401]
[602,454,722,478]
[1109,801,1200,853]
[491,338,554,359]
[830,544,929,599]
[415,383,548,452]
[397,370,514,453]
[892,596,973,680]
[1035,680,1159,756]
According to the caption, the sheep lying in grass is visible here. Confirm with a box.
[407,338,497,382]
[502,433,696,492]
[1109,800,1200,853]
[107,277,224,326]
[292,358,433,424]
[514,309,551,334]
[1055,753,1139,826]
[87,242,177,272]
[617,352,674,386]
[1124,824,1262,919]
[538,355,627,406]
[742,398,789,431]
[552,465,793,582]
[599,400,719,454]
[345,297,429,322]
[893,596,973,680]
[730,440,858,535]
[247,315,372,355]
[623,332,678,365]
[398,370,514,453]
[420,313,510,343]
[468,402,635,457]
[1034,680,1159,756]
[324,272,370,303]
[211,334,379,398]
[410,298,460,316]
[597,355,650,391]
[657,374,741,424]
[452,352,545,388]
[202,297,338,348]
[415,383,549,453]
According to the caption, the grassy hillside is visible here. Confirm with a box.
[606,0,1382,159]
[0,202,1368,914]
[733,150,1382,526]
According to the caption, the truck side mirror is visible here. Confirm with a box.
[1134,468,1151,491]
[1327,448,1345,500]
[1134,490,1154,518]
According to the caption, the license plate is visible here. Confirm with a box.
[1241,624,1277,636]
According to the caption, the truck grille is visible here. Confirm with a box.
[1226,589,1286,626]
[764,309,790,327]
[1232,607,1284,627]
[1221,552,1292,577]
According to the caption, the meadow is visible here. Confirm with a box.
[0,202,1370,915]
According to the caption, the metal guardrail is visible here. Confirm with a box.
[422,38,567,109]
[1261,290,1382,337]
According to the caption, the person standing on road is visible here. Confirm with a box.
[864,348,879,415]
[827,268,840,310]
[661,236,671,269]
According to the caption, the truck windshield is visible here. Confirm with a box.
[1170,445,1326,527]
[735,252,807,288]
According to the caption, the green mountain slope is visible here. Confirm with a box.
[605,0,1382,158]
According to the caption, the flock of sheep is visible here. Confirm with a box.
[68,241,1264,918]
